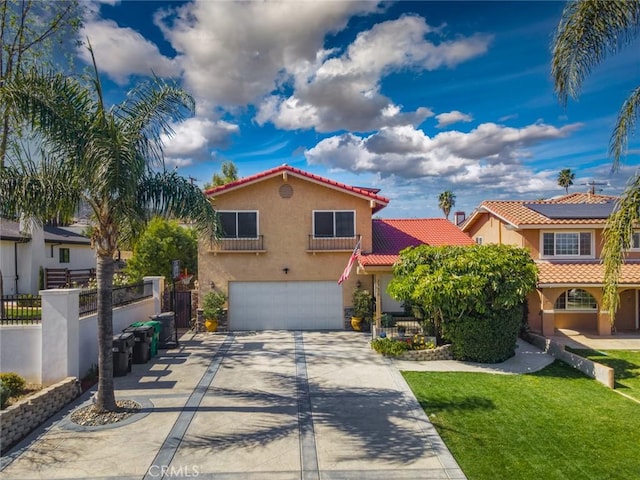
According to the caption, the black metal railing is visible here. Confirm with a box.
[0,294,42,324]
[308,234,360,251]
[79,281,153,316]
[210,235,264,251]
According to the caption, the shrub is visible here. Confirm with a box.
[0,372,26,397]
[202,290,226,320]
[371,337,409,356]
[0,380,10,409]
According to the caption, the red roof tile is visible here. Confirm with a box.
[463,193,617,230]
[204,164,390,213]
[360,218,474,267]
[537,261,640,285]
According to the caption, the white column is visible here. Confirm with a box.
[144,276,165,315]
[40,288,81,385]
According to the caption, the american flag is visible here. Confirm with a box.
[337,239,361,285]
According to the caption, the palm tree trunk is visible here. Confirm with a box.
[95,253,117,412]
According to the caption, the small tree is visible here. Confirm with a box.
[126,217,197,282]
[204,161,238,189]
[388,244,537,362]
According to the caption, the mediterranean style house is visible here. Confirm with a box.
[461,192,640,336]
[199,165,473,330]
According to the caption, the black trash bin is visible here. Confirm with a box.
[151,312,177,349]
[112,332,134,376]
[123,325,153,363]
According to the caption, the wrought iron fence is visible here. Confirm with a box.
[0,294,42,324]
[79,281,153,316]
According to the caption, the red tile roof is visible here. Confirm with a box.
[537,261,640,286]
[463,193,617,230]
[360,218,475,267]
[204,164,390,213]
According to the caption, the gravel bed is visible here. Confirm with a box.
[70,400,141,427]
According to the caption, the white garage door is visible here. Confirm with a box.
[229,281,343,330]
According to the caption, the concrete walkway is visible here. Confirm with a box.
[1,331,475,480]
[549,328,640,351]
[392,339,554,374]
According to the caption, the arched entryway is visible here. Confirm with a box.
[553,288,598,332]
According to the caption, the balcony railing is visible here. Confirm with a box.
[210,235,265,252]
[308,234,360,251]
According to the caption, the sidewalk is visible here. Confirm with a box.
[392,338,554,374]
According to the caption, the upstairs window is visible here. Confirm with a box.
[219,211,258,239]
[542,232,592,257]
[632,233,640,249]
[59,248,70,263]
[554,289,597,310]
[313,211,355,238]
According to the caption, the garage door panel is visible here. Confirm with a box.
[229,281,342,330]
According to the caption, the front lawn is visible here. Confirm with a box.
[566,348,640,401]
[404,361,640,480]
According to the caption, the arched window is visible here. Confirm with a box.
[554,289,597,310]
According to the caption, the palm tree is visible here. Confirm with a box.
[438,191,456,220]
[552,0,640,322]
[0,48,218,412]
[557,168,575,194]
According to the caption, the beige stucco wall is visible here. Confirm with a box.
[198,174,376,311]
[616,289,637,331]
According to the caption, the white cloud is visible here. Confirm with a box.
[436,110,473,128]
[155,0,382,106]
[305,122,583,191]
[257,15,491,132]
[161,117,239,167]
[80,18,180,84]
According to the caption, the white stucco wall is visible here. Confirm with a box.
[0,325,42,383]
[44,243,96,271]
[78,297,156,378]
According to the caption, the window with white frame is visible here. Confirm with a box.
[554,289,597,310]
[542,231,592,257]
[219,211,258,238]
[475,236,483,245]
[313,210,355,238]
[632,232,640,249]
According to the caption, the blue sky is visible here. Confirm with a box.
[81,0,639,218]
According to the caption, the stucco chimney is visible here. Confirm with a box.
[453,211,466,225]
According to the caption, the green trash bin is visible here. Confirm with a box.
[130,321,159,357]
[144,320,161,357]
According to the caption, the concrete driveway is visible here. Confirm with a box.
[0,331,465,480]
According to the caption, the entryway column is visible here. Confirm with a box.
[597,310,612,336]
[40,288,81,385]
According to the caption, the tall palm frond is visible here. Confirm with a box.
[552,0,640,169]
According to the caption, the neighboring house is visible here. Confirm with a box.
[357,218,475,316]
[200,165,473,331]
[0,218,95,295]
[461,192,640,336]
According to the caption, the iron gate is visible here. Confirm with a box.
[163,288,192,329]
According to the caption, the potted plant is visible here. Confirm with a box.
[202,290,226,332]
[351,287,372,332]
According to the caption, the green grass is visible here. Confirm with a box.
[566,348,640,401]
[2,307,41,320]
[404,361,640,480]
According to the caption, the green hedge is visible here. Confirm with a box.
[443,306,523,363]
